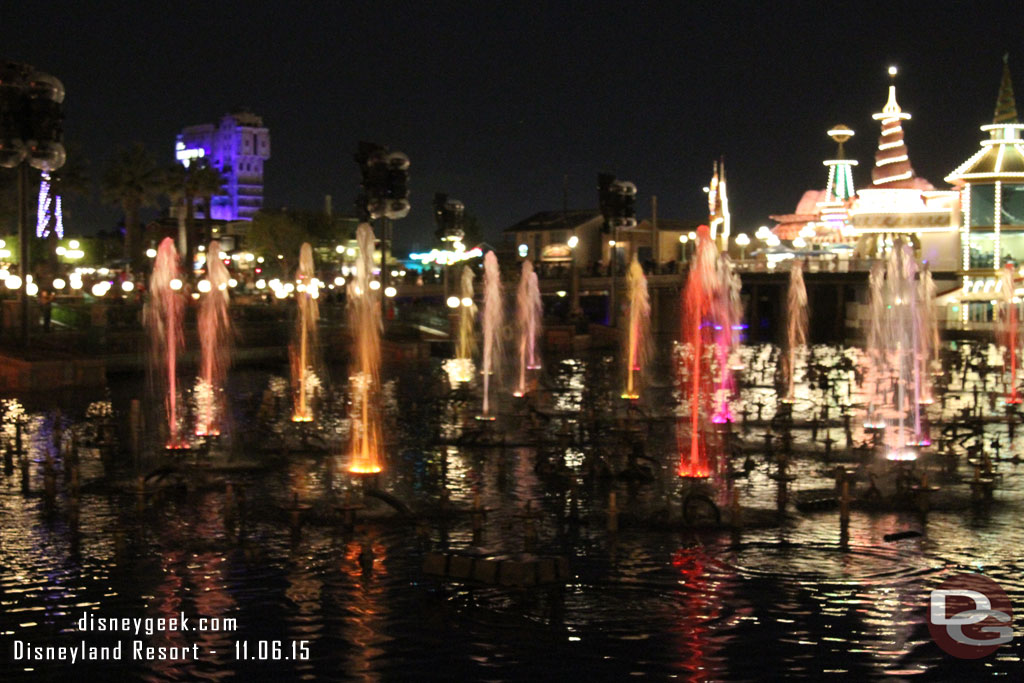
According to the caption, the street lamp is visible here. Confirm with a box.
[735,233,750,260]
[0,61,66,346]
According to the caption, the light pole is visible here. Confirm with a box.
[598,173,637,327]
[355,142,409,315]
[0,62,66,348]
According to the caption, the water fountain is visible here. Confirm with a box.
[917,264,939,406]
[677,225,733,477]
[711,253,743,420]
[884,238,923,458]
[863,261,887,430]
[514,259,542,397]
[622,256,650,400]
[478,250,503,420]
[291,243,320,422]
[781,259,807,404]
[195,240,233,437]
[998,264,1021,404]
[145,237,187,449]
[348,223,383,474]
[443,265,477,386]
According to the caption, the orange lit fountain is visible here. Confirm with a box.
[622,256,650,400]
[291,243,320,422]
[347,223,383,474]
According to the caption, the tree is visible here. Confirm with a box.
[247,209,314,277]
[101,143,163,272]
[191,160,227,254]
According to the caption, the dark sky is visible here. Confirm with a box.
[4,1,1021,252]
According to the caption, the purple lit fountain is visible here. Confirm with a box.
[513,259,542,397]
[478,251,503,420]
[781,259,807,404]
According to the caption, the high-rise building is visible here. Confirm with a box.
[175,110,270,221]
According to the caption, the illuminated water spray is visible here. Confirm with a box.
[863,262,887,429]
[885,238,922,458]
[457,265,476,361]
[999,265,1021,404]
[443,265,477,385]
[622,256,650,400]
[348,223,383,474]
[513,259,542,397]
[711,253,743,421]
[145,237,187,449]
[677,225,734,477]
[917,264,939,406]
[291,243,320,422]
[782,260,808,403]
[478,251,503,420]
[195,240,233,436]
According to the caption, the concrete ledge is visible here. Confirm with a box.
[0,353,106,391]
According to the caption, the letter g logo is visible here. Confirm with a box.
[928,575,1013,658]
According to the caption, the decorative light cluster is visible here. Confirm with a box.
[35,172,64,239]
[410,242,482,266]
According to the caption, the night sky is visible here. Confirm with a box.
[4,2,1021,252]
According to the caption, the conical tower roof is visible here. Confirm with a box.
[946,56,1024,185]
[994,53,1018,124]
[871,70,919,188]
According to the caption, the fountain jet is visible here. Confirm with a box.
[514,259,542,397]
[998,264,1021,404]
[195,240,233,437]
[348,223,384,474]
[677,225,735,477]
[145,237,188,449]
[622,256,650,400]
[290,243,320,422]
[478,251,503,420]
[781,260,808,403]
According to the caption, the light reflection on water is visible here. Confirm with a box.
[0,342,1022,680]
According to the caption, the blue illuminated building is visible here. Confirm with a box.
[175,110,271,221]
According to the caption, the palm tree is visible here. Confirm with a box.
[165,160,227,270]
[191,161,227,253]
[101,143,163,273]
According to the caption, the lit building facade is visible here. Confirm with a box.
[770,69,959,269]
[175,110,271,221]
[946,56,1024,322]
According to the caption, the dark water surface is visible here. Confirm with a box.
[1,344,1022,681]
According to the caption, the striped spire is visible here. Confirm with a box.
[993,53,1018,124]
[871,68,918,188]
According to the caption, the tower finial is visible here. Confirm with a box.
[994,53,1018,124]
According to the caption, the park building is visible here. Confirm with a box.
[175,110,271,222]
